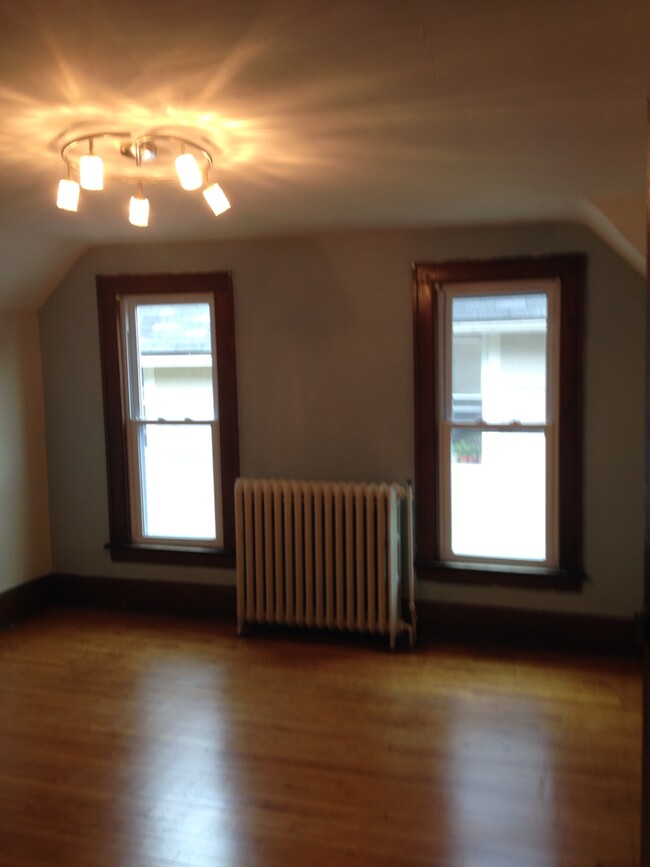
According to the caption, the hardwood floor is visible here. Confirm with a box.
[0,607,641,867]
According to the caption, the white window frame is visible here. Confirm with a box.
[436,278,561,568]
[119,292,224,548]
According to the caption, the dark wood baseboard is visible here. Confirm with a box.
[49,572,237,621]
[1,573,638,656]
[415,598,639,656]
[0,575,53,629]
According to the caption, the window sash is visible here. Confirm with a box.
[438,423,557,567]
[119,290,226,548]
[126,419,223,547]
[121,293,219,423]
[436,281,560,568]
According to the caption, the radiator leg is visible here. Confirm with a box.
[408,602,417,647]
[406,480,417,647]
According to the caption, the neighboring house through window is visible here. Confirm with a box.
[97,272,240,567]
[412,254,585,590]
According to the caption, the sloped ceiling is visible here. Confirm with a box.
[0,0,648,309]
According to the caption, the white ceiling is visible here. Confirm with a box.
[0,0,648,309]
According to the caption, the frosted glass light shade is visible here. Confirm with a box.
[175,153,203,190]
[129,194,149,227]
[56,178,80,212]
[80,154,103,190]
[202,182,230,216]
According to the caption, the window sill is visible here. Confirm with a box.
[416,559,585,592]
[105,543,235,569]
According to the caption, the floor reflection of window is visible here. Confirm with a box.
[131,661,240,865]
[448,702,554,866]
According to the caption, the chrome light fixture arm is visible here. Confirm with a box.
[60,131,132,173]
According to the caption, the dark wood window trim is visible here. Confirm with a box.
[412,253,586,591]
[97,271,240,568]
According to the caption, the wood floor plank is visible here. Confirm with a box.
[0,608,641,866]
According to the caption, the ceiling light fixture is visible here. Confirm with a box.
[57,130,230,226]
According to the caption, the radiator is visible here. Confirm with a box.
[235,478,416,649]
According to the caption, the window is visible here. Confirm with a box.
[97,272,240,567]
[413,255,585,590]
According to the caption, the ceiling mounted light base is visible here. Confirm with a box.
[120,140,157,162]
[56,129,230,224]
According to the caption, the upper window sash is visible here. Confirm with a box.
[120,293,219,423]
[438,280,560,429]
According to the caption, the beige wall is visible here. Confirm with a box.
[39,221,646,617]
[0,310,51,591]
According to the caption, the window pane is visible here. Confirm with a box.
[450,430,546,561]
[139,423,216,540]
[135,303,215,421]
[451,294,547,424]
